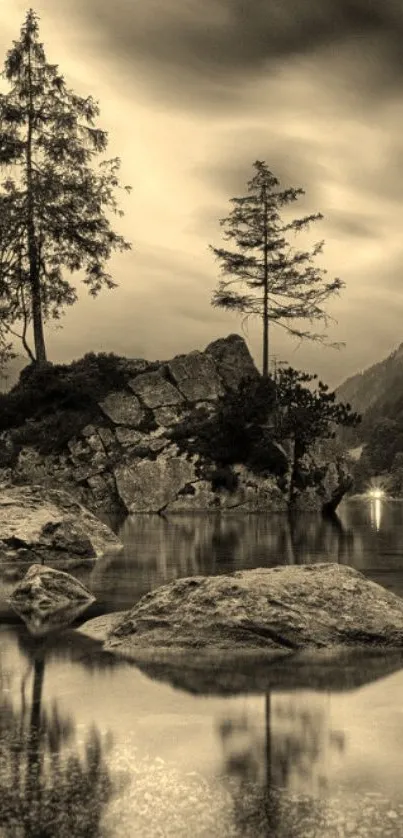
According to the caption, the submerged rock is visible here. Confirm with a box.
[0,484,122,566]
[9,564,95,636]
[80,564,403,664]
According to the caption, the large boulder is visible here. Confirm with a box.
[128,370,184,408]
[80,564,403,663]
[168,351,225,402]
[98,391,145,427]
[9,563,95,636]
[114,454,196,513]
[0,484,122,566]
[206,333,259,390]
[292,441,353,512]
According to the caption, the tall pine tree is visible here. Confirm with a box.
[210,160,343,377]
[0,9,131,363]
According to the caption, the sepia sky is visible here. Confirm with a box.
[1,1,403,387]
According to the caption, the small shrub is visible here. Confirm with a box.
[0,352,139,453]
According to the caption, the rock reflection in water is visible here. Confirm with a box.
[86,511,356,612]
[10,598,95,637]
[0,635,116,838]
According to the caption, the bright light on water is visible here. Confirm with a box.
[368,488,385,500]
[370,497,382,531]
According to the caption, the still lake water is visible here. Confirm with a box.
[2,498,403,836]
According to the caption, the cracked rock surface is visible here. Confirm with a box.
[79,564,403,663]
[0,334,352,515]
[0,484,122,566]
[9,563,95,636]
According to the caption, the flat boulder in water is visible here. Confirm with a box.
[9,563,95,636]
[97,564,403,662]
[0,484,122,567]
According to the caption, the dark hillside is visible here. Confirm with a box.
[336,343,403,492]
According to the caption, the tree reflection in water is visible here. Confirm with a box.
[218,691,346,836]
[0,637,115,838]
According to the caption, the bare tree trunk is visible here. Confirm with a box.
[26,37,47,364]
[265,692,271,788]
[26,655,45,816]
[262,186,269,378]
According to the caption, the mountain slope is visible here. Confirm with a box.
[336,343,403,420]
[336,342,403,491]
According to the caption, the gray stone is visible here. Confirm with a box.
[92,564,403,663]
[206,333,259,390]
[168,351,225,402]
[68,438,90,462]
[86,473,118,508]
[115,427,168,453]
[164,480,220,512]
[71,449,107,481]
[292,444,353,512]
[98,391,145,427]
[16,446,49,474]
[81,431,105,454]
[114,455,196,512]
[153,405,190,427]
[128,370,184,408]
[0,485,122,565]
[97,426,115,449]
[9,564,95,637]
[164,468,288,513]
[115,427,144,447]
[81,424,97,438]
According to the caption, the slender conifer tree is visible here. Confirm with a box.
[210,161,343,377]
[0,9,131,363]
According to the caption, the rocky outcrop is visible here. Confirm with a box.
[115,453,196,513]
[99,391,145,426]
[0,334,352,515]
[163,465,288,513]
[128,370,184,408]
[292,442,354,512]
[0,485,122,566]
[205,334,259,390]
[9,563,95,636]
[168,351,225,401]
[79,564,403,664]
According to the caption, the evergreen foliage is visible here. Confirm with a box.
[210,160,343,376]
[171,370,360,487]
[0,10,131,364]
[0,351,133,455]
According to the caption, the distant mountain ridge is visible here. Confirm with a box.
[336,342,403,435]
